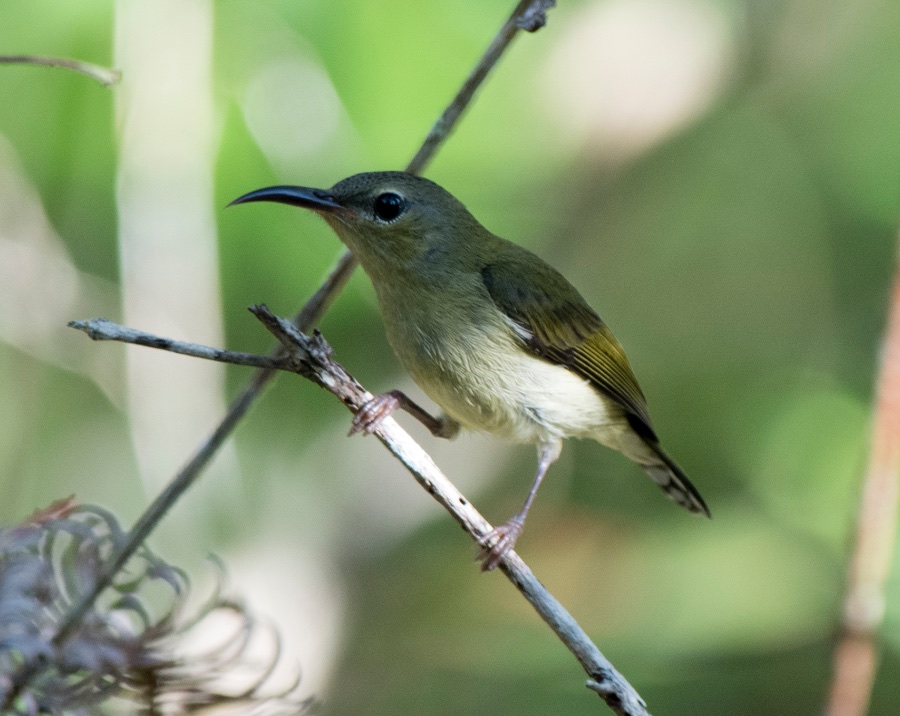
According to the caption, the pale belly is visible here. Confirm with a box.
[389,318,624,446]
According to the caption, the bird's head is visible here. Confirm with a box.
[229,171,485,272]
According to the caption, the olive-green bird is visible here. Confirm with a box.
[231,172,709,570]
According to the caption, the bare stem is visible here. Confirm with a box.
[67,319,284,369]
[0,55,121,86]
[824,239,900,716]
[5,0,556,708]
[405,0,555,175]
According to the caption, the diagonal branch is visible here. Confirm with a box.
[67,318,284,369]
[406,0,555,175]
[66,310,651,716]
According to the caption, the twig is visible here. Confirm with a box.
[0,55,121,86]
[824,240,900,716]
[67,319,285,370]
[66,310,651,715]
[406,0,555,175]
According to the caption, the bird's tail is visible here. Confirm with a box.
[639,440,710,517]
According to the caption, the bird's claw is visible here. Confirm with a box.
[477,518,523,572]
[349,393,400,436]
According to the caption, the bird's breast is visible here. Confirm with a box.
[375,281,620,444]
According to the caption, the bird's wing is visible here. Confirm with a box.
[481,256,656,439]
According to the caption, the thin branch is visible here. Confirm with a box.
[824,239,900,716]
[67,319,284,370]
[0,55,121,86]
[65,310,651,715]
[405,0,555,175]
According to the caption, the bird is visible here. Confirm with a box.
[230,171,709,570]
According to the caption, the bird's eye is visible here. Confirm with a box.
[373,192,406,222]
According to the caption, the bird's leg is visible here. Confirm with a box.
[478,440,561,572]
[350,389,460,439]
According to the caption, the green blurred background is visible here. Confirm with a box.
[1,0,898,713]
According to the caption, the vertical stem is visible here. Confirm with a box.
[115,0,237,503]
[405,0,541,175]
[825,240,900,716]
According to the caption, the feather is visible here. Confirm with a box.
[480,258,654,436]
[481,253,709,517]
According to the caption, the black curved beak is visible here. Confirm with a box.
[228,185,344,213]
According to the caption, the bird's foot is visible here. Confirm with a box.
[433,415,461,440]
[477,516,524,572]
[349,392,401,436]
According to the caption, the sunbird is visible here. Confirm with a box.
[231,172,709,570]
